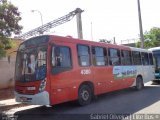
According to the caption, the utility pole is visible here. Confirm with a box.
[113,37,116,44]
[91,22,93,40]
[137,0,144,48]
[76,8,83,39]
[18,8,84,39]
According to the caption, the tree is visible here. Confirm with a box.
[136,27,160,48]
[0,0,22,58]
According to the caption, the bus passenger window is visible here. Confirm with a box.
[149,53,154,65]
[109,48,121,66]
[121,50,132,65]
[92,46,107,66]
[132,51,142,65]
[52,46,72,67]
[141,52,149,65]
[77,45,90,66]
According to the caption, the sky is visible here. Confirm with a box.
[11,0,160,44]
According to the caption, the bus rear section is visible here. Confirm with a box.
[130,47,155,85]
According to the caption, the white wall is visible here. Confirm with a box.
[0,57,15,89]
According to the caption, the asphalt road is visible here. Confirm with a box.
[2,82,160,120]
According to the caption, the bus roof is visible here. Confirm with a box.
[129,47,151,53]
[21,35,151,53]
[148,47,160,51]
[49,35,131,50]
[49,35,152,53]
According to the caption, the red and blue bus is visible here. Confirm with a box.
[15,35,154,106]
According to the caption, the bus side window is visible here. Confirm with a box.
[77,45,90,67]
[92,46,107,66]
[51,46,72,74]
[149,53,154,65]
[141,52,149,65]
[132,51,142,65]
[108,48,121,66]
[121,50,132,65]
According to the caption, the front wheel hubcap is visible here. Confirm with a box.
[81,90,89,101]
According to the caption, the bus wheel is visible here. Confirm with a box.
[78,85,92,106]
[136,76,144,90]
[152,80,160,84]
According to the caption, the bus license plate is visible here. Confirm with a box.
[20,97,27,102]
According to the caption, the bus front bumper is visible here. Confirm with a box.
[15,91,50,105]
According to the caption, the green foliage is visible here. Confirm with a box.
[0,0,22,58]
[136,41,141,48]
[0,48,6,58]
[136,27,160,48]
[0,38,6,58]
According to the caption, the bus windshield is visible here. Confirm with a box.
[15,46,47,82]
[153,50,160,70]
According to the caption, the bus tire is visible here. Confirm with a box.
[135,76,144,90]
[78,85,92,106]
[152,80,160,84]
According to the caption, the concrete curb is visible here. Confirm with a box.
[0,98,28,112]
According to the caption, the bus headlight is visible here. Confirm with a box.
[39,80,46,92]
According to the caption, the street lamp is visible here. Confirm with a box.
[137,0,144,48]
[31,10,44,26]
